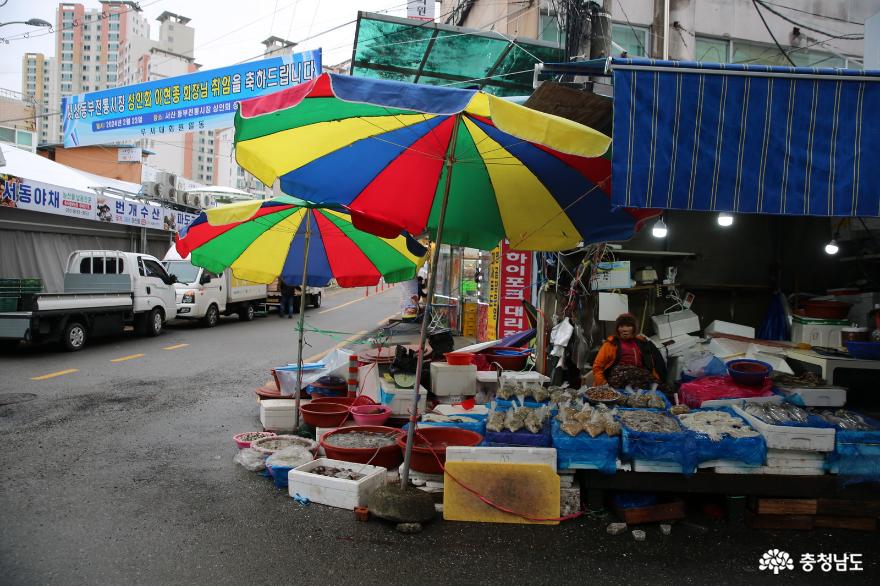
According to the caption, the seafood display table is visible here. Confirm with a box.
[784,349,880,385]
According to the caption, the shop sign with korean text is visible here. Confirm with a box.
[0,174,95,220]
[62,49,322,148]
[498,240,533,337]
[486,245,500,338]
[96,194,164,230]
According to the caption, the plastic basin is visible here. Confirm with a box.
[267,464,293,489]
[349,404,392,426]
[320,425,404,469]
[800,300,851,320]
[445,352,475,365]
[396,427,483,475]
[844,341,880,360]
[300,402,350,428]
[726,359,772,387]
[250,434,319,456]
[311,396,375,407]
[233,431,276,450]
[480,346,530,370]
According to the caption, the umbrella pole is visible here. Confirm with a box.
[400,113,461,488]
[293,208,313,430]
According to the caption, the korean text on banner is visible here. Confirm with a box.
[486,246,500,338]
[1,175,95,220]
[498,240,533,338]
[407,0,435,21]
[62,49,322,148]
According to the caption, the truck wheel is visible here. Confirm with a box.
[145,308,164,337]
[239,303,255,322]
[203,304,219,328]
[312,293,322,308]
[62,321,87,351]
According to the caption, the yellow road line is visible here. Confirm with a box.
[304,329,368,363]
[111,353,145,363]
[31,368,79,381]
[162,343,189,350]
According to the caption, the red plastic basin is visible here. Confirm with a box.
[349,404,392,426]
[320,425,404,469]
[445,352,475,365]
[800,300,852,320]
[299,402,350,428]
[480,346,530,370]
[396,427,483,475]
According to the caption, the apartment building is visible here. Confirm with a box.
[441,0,866,68]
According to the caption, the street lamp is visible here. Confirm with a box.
[0,18,52,28]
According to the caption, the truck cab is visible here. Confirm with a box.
[163,246,267,327]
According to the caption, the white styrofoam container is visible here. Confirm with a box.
[260,399,298,432]
[632,460,684,473]
[288,458,386,509]
[733,405,835,452]
[766,449,827,466]
[377,377,427,417]
[705,320,756,339]
[698,394,784,409]
[445,446,557,472]
[790,316,846,348]
[707,337,750,359]
[714,465,825,476]
[430,362,477,397]
[698,459,762,469]
[652,309,700,340]
[775,385,847,407]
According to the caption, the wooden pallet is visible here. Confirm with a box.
[747,498,879,531]
[615,499,686,525]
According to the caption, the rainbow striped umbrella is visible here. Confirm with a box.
[175,195,426,287]
[233,73,656,252]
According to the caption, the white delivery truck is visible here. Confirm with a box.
[0,250,177,351]
[162,246,267,327]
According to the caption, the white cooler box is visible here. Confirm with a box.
[790,315,847,348]
[260,399,298,432]
[378,377,427,417]
[775,385,847,407]
[430,362,477,397]
[733,405,835,452]
[288,458,386,509]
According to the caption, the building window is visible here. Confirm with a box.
[62,42,73,51]
[612,23,648,57]
[731,40,843,67]
[63,32,73,40]
[109,23,119,31]
[539,12,564,44]
[695,36,729,63]
[111,13,119,21]
[62,52,73,61]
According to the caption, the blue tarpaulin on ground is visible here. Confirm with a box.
[609,58,880,216]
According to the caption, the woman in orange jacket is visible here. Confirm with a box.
[592,313,667,387]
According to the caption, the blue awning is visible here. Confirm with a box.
[610,58,880,216]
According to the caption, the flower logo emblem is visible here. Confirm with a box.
[759,549,794,574]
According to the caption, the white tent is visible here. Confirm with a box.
[0,143,141,196]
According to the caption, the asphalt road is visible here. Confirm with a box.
[1,284,878,585]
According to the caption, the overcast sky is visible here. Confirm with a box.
[0,0,437,93]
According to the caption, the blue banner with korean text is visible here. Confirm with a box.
[62,49,322,148]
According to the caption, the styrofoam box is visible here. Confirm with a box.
[715,465,825,476]
[430,362,477,397]
[698,459,761,469]
[766,449,827,467]
[445,446,557,472]
[632,460,684,473]
[705,320,756,339]
[699,395,784,409]
[775,385,847,407]
[733,405,835,452]
[260,399,298,432]
[377,377,427,417]
[288,458,387,509]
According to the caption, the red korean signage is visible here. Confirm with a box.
[498,240,533,337]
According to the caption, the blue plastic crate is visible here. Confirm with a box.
[677,407,766,467]
[402,416,486,435]
[483,418,552,447]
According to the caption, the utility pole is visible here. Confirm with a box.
[652,0,695,60]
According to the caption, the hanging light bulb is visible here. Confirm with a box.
[652,217,668,238]
[824,239,839,255]
[717,212,734,227]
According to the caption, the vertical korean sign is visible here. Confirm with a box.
[62,49,322,147]
[407,0,435,21]
[486,246,500,338]
[498,240,533,338]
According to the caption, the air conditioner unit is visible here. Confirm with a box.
[152,183,166,199]
[166,187,176,202]
[202,194,214,209]
[165,173,178,188]
[189,193,202,209]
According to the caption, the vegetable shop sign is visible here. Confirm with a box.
[498,240,533,337]
[0,174,95,220]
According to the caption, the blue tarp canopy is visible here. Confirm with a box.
[607,58,880,216]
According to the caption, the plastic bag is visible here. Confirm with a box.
[682,351,727,379]
[678,376,773,408]
[266,446,313,469]
[234,448,266,472]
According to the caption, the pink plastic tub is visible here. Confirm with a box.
[349,404,393,426]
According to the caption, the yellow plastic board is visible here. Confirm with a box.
[443,461,560,525]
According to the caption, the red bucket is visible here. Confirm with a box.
[321,425,404,469]
[396,427,483,475]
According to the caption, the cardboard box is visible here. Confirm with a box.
[589,261,632,291]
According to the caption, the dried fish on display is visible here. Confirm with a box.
[487,410,506,432]
[771,371,826,387]
[585,385,621,403]
[619,409,680,433]
[676,410,760,441]
[607,365,655,390]
[816,409,876,431]
[744,402,811,425]
[669,404,690,416]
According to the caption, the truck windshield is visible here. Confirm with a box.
[164,260,201,283]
